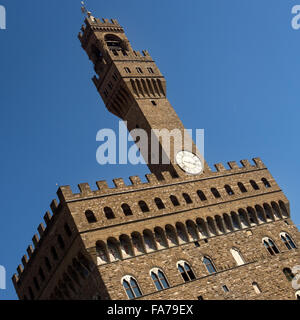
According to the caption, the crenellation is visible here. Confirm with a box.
[227,161,239,170]
[43,211,52,226]
[12,274,18,286]
[145,173,159,184]
[161,170,175,182]
[214,163,226,172]
[240,159,253,168]
[129,176,142,185]
[37,223,45,238]
[78,183,93,196]
[26,245,34,258]
[252,157,265,168]
[50,199,58,214]
[113,178,126,188]
[17,265,23,277]
[96,180,110,192]
[21,255,28,267]
[32,234,39,248]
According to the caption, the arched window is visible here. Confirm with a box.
[122,276,142,299]
[96,241,109,264]
[263,237,280,255]
[155,198,165,210]
[150,269,169,291]
[252,282,262,294]
[250,180,259,190]
[120,235,134,257]
[139,201,150,213]
[121,204,133,216]
[262,178,271,188]
[224,185,234,195]
[230,248,245,266]
[182,193,193,204]
[154,227,168,248]
[283,268,295,282]
[280,232,297,250]
[238,182,247,193]
[203,257,217,274]
[143,230,156,251]
[107,238,121,261]
[131,232,145,254]
[197,190,207,201]
[170,195,180,206]
[211,188,221,199]
[177,261,196,282]
[85,210,97,223]
[295,290,300,300]
[104,207,115,219]
[165,225,178,246]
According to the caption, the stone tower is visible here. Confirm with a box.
[12,14,300,300]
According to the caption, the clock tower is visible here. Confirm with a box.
[78,13,209,179]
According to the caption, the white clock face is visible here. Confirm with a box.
[176,151,203,175]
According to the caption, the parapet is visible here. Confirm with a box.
[57,157,266,203]
[12,156,267,288]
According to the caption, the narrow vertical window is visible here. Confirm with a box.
[197,190,207,201]
[262,178,271,188]
[104,207,115,219]
[203,257,217,274]
[85,210,97,223]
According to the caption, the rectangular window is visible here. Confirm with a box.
[222,285,229,293]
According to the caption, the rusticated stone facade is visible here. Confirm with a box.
[12,15,300,300]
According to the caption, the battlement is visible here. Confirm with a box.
[11,157,267,288]
[12,201,60,285]
[57,157,265,203]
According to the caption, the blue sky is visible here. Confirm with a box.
[0,0,299,300]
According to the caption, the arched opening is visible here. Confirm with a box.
[131,232,145,255]
[186,220,199,240]
[255,205,266,223]
[280,232,297,250]
[165,224,178,246]
[215,215,225,234]
[107,238,122,261]
[203,256,217,274]
[121,203,133,216]
[143,230,156,252]
[250,180,259,190]
[96,240,109,264]
[122,276,142,299]
[230,211,241,230]
[104,207,115,219]
[263,203,274,221]
[154,198,165,210]
[177,261,196,282]
[105,34,123,51]
[262,237,280,255]
[85,210,97,223]
[262,178,271,188]
[197,190,207,201]
[150,268,169,291]
[211,188,221,199]
[154,227,168,249]
[271,202,282,219]
[120,234,134,258]
[247,207,259,225]
[238,182,247,193]
[139,201,150,213]
[224,185,234,195]
[283,268,295,282]
[230,248,245,266]
[183,193,193,204]
[176,222,189,243]
[238,209,250,228]
[170,195,180,206]
[206,217,218,236]
[279,201,289,218]
[223,213,234,232]
[196,218,209,238]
